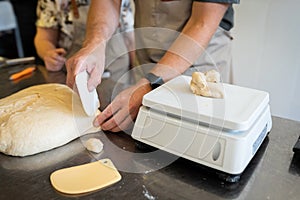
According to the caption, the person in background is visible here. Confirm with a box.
[34,0,134,81]
[66,0,239,132]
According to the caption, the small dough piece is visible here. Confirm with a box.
[190,71,224,98]
[84,138,103,153]
[206,82,224,98]
[205,69,220,83]
[190,72,212,97]
[0,84,100,157]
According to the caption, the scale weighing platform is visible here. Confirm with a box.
[132,75,272,182]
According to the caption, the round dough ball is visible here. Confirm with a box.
[84,138,103,153]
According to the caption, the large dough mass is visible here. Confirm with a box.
[0,84,100,157]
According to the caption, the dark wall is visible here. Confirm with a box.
[0,0,38,59]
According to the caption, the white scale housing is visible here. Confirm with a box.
[132,75,272,175]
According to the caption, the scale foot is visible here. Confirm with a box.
[217,172,241,183]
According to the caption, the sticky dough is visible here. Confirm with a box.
[0,84,100,157]
[190,70,224,98]
[84,138,103,153]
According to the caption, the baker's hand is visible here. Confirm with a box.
[93,79,152,132]
[66,44,106,91]
[44,48,66,72]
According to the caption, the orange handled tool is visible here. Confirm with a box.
[9,67,36,80]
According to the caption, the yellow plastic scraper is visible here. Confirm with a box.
[50,159,121,194]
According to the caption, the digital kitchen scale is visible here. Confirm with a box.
[132,75,272,181]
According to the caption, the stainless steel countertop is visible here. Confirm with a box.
[0,65,299,200]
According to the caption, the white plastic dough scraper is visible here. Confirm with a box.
[75,71,100,116]
[132,75,272,182]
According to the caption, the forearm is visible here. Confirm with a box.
[150,2,230,82]
[34,28,58,60]
[34,39,57,61]
[83,0,122,49]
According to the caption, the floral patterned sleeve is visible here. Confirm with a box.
[36,0,60,28]
[120,0,134,33]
